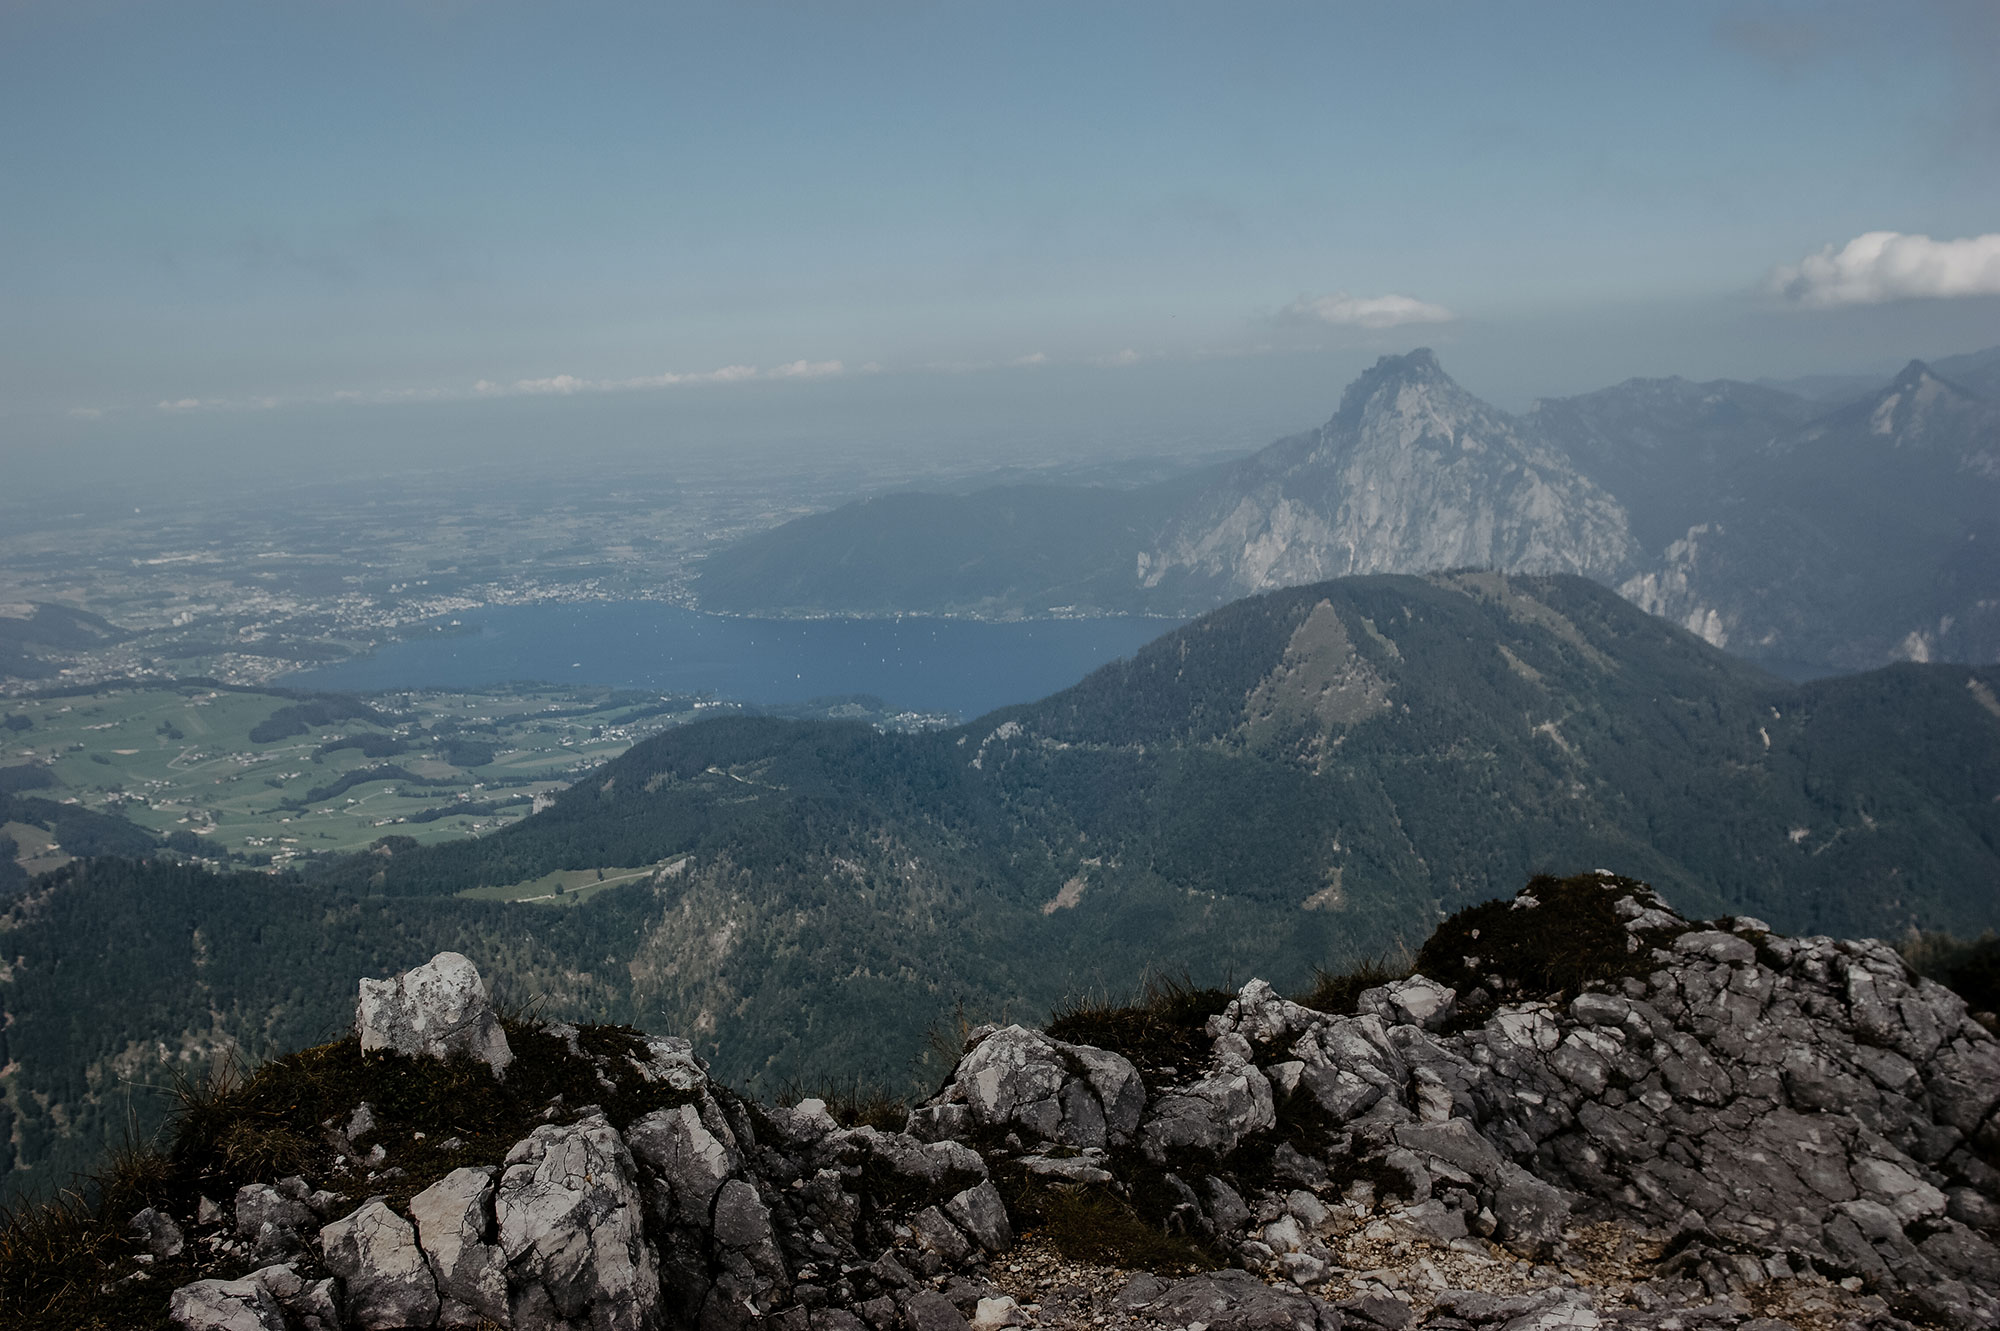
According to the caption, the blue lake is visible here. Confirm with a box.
[290,603,1181,722]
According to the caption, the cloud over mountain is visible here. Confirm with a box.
[1278,291,1455,328]
[1771,230,2000,306]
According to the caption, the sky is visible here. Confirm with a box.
[4,1,1999,489]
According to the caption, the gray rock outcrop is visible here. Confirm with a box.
[356,950,513,1076]
[497,1113,662,1331]
[169,1277,290,1331]
[909,1023,1145,1178]
[162,885,2000,1331]
[410,1166,509,1326]
[319,1200,440,1330]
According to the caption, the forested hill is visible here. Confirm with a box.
[327,570,2000,944]
[6,572,1998,1203]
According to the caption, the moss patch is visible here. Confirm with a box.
[1416,872,1678,1024]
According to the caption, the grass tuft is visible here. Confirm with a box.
[1046,972,1235,1080]
[779,1079,911,1133]
[1900,930,2000,1031]
[1414,872,1678,1024]
[1294,952,1414,1015]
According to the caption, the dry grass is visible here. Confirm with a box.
[1294,951,1415,1016]
[779,1078,911,1133]
[1046,972,1235,1080]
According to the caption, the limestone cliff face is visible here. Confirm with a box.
[1139,351,1641,607]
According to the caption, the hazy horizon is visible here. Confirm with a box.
[5,2,1999,502]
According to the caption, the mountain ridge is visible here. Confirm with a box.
[696,348,2000,674]
[1135,351,1639,604]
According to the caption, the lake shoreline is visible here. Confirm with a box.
[286,600,1183,722]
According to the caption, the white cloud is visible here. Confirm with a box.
[511,374,590,395]
[1099,348,1142,367]
[67,406,105,420]
[157,398,205,411]
[622,364,759,388]
[477,361,813,398]
[767,359,844,380]
[1279,291,1455,329]
[1770,230,2000,307]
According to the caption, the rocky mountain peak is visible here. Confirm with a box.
[1330,347,1465,432]
[1892,358,1938,390]
[1807,354,1995,452]
[1138,353,1641,600]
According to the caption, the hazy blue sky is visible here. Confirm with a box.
[4,1,1998,481]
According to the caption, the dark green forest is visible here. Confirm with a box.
[4,572,1998,1204]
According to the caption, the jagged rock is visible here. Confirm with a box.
[899,1288,971,1331]
[843,1126,987,1202]
[626,1101,737,1227]
[131,1204,186,1258]
[346,1102,377,1141]
[1489,1163,1570,1258]
[320,1200,441,1331]
[910,1206,973,1265]
[495,1112,662,1331]
[912,1024,1143,1149]
[410,1166,509,1327]
[712,1177,779,1252]
[943,1182,1012,1254]
[625,1034,708,1093]
[158,877,2000,1331]
[1357,976,1456,1031]
[249,1264,343,1331]
[356,951,513,1076]
[1130,1267,1337,1331]
[235,1181,317,1260]
[169,1276,290,1331]
[1337,1292,1411,1329]
[1137,1062,1276,1162]
[990,876,1999,1328]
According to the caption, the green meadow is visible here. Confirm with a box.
[0,682,708,871]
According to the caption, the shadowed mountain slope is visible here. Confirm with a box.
[1527,375,1820,551]
[1621,360,2000,670]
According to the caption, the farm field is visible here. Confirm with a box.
[455,857,691,908]
[0,682,724,871]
